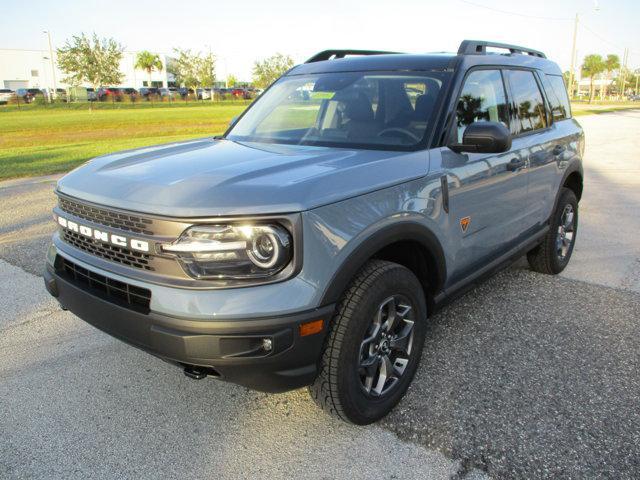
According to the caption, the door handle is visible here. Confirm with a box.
[506,158,525,171]
[553,145,566,156]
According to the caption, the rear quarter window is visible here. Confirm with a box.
[544,74,572,121]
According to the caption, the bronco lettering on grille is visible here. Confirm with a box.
[56,215,150,253]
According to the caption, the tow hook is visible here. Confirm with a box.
[183,366,214,380]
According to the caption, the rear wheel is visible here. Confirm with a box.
[527,187,578,274]
[309,260,427,424]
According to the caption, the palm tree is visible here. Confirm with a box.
[581,54,605,103]
[135,51,163,88]
[600,54,620,100]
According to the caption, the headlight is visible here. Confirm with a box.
[162,224,293,280]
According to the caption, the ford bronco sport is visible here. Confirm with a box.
[45,40,583,424]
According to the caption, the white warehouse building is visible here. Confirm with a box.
[0,48,176,90]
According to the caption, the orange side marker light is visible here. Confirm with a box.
[299,319,324,337]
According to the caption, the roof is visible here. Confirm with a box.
[289,54,457,75]
[288,41,562,76]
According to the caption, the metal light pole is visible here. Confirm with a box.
[43,30,57,101]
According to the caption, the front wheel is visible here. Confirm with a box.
[527,187,578,274]
[309,260,427,424]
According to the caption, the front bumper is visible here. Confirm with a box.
[44,261,334,393]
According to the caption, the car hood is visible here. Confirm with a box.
[57,138,429,217]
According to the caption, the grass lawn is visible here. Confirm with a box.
[570,101,639,116]
[0,102,250,180]
[0,100,638,180]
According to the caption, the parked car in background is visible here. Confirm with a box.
[178,87,194,99]
[139,87,160,100]
[214,87,230,99]
[245,87,259,99]
[196,88,212,100]
[230,87,248,99]
[121,88,139,101]
[159,87,179,100]
[87,88,97,101]
[0,89,15,104]
[44,88,68,102]
[15,88,44,103]
[97,87,125,102]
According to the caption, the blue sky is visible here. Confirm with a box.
[1,0,638,81]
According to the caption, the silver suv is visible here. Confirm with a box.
[45,40,584,424]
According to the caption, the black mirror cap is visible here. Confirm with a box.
[449,122,512,154]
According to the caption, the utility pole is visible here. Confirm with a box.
[209,45,215,102]
[43,30,57,101]
[568,13,579,99]
[618,48,628,99]
[623,48,629,97]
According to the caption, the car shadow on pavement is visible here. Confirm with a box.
[382,266,640,479]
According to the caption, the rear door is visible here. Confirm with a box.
[503,69,558,227]
[440,68,530,284]
[534,73,580,222]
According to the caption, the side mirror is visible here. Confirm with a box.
[449,122,512,154]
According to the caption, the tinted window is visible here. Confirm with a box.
[455,69,509,142]
[544,74,571,121]
[506,70,547,133]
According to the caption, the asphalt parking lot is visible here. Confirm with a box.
[1,110,639,479]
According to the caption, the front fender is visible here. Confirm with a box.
[316,216,446,305]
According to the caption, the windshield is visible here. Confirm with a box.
[226,71,449,150]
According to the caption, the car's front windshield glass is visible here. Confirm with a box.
[226,71,449,150]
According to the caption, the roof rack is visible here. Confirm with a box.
[305,49,401,63]
[458,40,546,58]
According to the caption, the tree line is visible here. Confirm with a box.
[56,33,294,92]
[578,53,638,102]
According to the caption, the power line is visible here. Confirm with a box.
[457,0,571,21]
[457,0,638,60]
[579,22,639,57]
[580,22,623,50]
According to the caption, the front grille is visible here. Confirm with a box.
[63,230,154,271]
[59,197,154,235]
[56,256,151,313]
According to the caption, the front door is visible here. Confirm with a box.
[439,68,530,285]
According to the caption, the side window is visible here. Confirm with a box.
[544,74,572,121]
[505,70,548,133]
[455,70,509,142]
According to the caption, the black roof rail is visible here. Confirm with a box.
[305,49,402,63]
[458,40,546,59]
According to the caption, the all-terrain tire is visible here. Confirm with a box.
[527,187,578,275]
[308,259,427,424]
